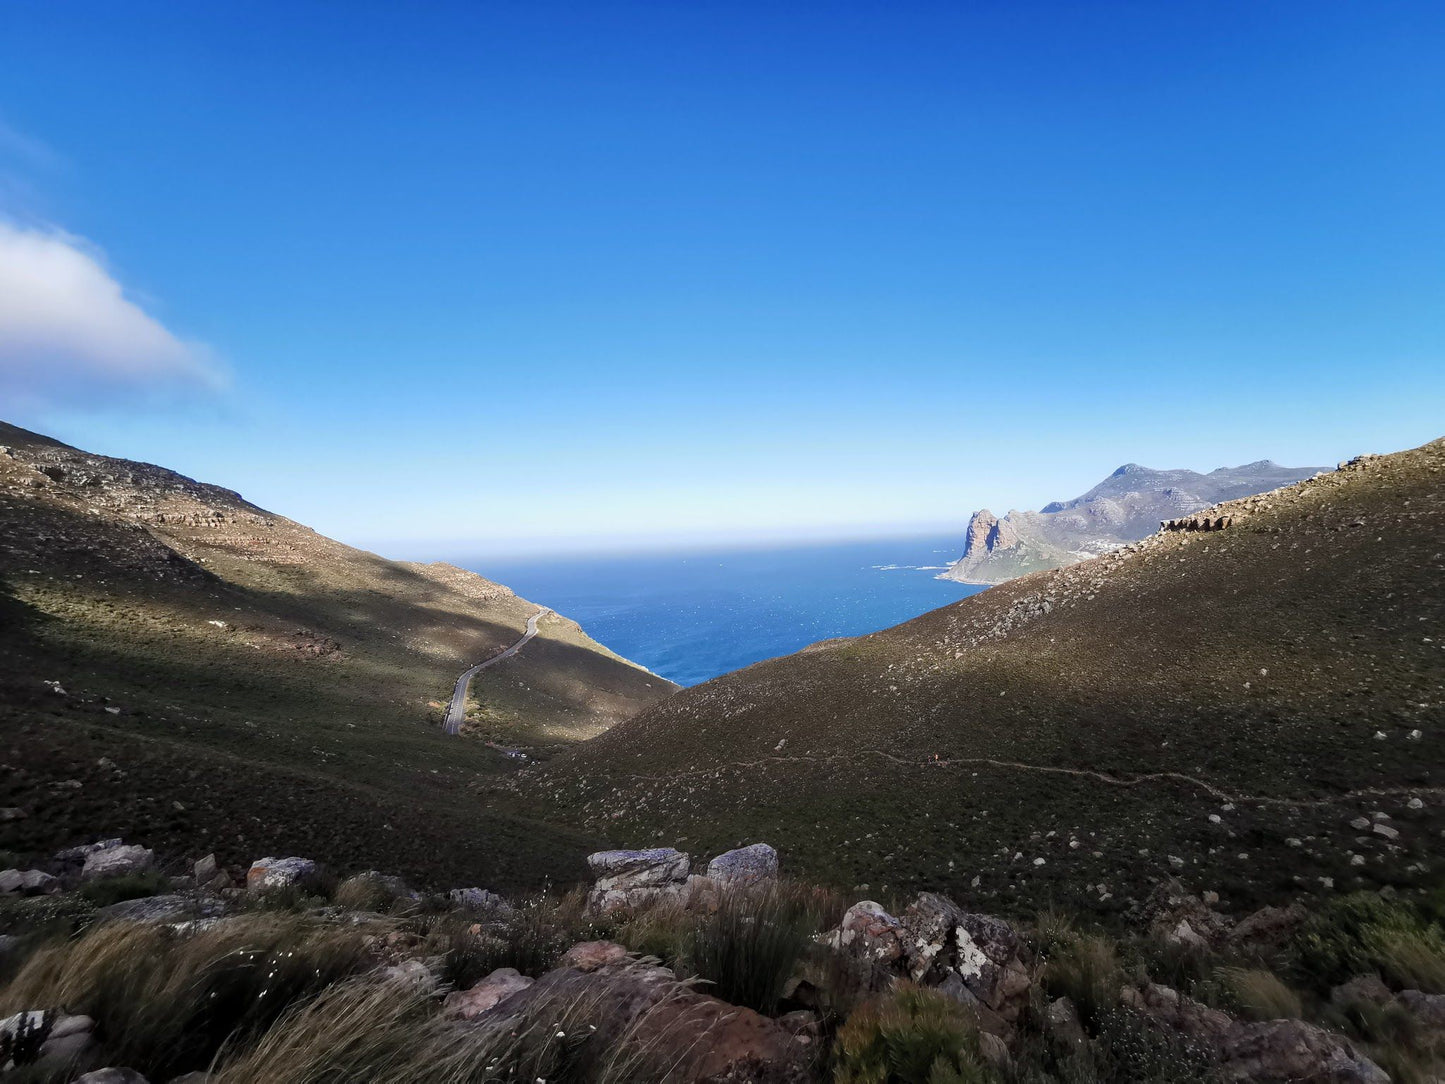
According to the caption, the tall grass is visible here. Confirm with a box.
[0,914,375,1079]
[1215,966,1302,1020]
[212,970,709,1084]
[1042,932,1122,1028]
[686,881,827,1015]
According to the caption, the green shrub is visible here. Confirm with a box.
[77,871,172,908]
[833,982,989,1084]
[687,882,824,1016]
[1290,892,1445,994]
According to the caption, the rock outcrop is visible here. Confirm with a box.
[585,847,691,914]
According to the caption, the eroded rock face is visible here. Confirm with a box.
[482,955,813,1083]
[900,893,1031,1023]
[706,843,778,888]
[585,848,690,914]
[245,856,318,893]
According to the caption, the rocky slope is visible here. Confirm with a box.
[530,438,1445,919]
[0,420,676,889]
[942,459,1323,584]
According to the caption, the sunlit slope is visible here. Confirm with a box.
[538,439,1445,915]
[0,420,676,889]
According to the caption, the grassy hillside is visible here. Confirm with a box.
[0,421,676,889]
[531,439,1445,918]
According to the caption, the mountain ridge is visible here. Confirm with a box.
[942,457,1325,584]
[0,419,676,890]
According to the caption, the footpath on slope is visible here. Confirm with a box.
[444,607,550,736]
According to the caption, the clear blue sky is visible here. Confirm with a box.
[1,1,1441,557]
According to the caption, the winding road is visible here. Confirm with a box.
[443,607,550,736]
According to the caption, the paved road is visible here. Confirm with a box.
[443,607,550,736]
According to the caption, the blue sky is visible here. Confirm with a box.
[0,1,1441,557]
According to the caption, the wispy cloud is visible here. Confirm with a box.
[0,220,226,409]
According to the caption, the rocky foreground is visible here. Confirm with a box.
[4,839,1441,1082]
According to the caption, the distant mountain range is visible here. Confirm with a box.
[940,459,1325,585]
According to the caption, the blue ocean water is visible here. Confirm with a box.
[472,535,986,687]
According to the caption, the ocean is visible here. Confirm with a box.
[470,534,986,687]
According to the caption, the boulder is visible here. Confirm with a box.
[245,857,318,893]
[1229,904,1308,951]
[585,848,690,914]
[482,956,812,1082]
[1398,989,1445,1030]
[824,901,905,966]
[0,1011,97,1074]
[81,845,155,882]
[705,843,778,888]
[900,894,1030,1021]
[685,873,721,913]
[1216,1019,1388,1083]
[447,887,513,917]
[55,839,123,864]
[1119,982,1234,1042]
[559,940,630,972]
[1045,996,1087,1050]
[192,854,219,886]
[1123,983,1388,1083]
[1329,975,1393,1009]
[442,967,534,1020]
[0,869,60,896]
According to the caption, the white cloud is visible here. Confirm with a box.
[0,220,224,408]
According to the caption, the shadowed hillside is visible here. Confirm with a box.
[532,439,1445,918]
[0,421,676,890]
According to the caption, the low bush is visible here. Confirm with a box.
[436,889,599,987]
[1290,892,1445,994]
[77,871,172,908]
[833,982,988,1084]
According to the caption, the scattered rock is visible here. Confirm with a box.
[559,940,630,972]
[245,856,318,893]
[81,844,155,882]
[706,843,778,888]
[0,1011,98,1074]
[192,854,219,886]
[442,967,535,1020]
[447,887,513,916]
[1045,996,1087,1050]
[0,869,60,896]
